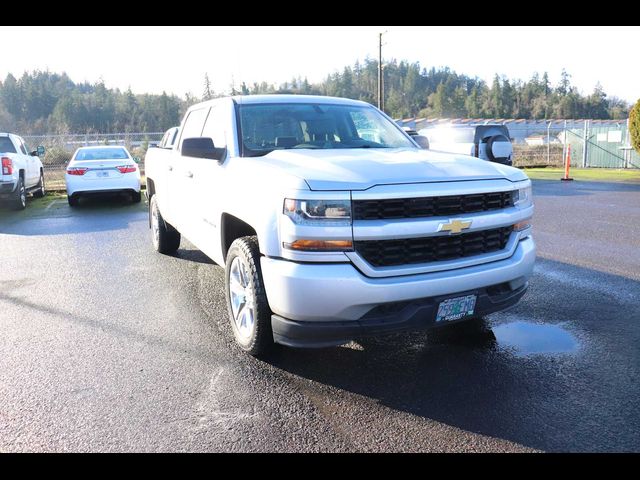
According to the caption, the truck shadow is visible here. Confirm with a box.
[261,258,640,452]
[0,194,146,236]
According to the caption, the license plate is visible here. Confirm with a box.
[436,294,477,322]
[97,171,109,178]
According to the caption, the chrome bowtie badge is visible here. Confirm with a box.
[438,219,472,234]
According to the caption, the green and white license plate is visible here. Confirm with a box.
[436,294,477,322]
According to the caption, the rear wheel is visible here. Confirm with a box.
[11,177,27,210]
[225,236,273,356]
[33,171,46,198]
[131,191,142,203]
[150,195,180,254]
[67,194,79,207]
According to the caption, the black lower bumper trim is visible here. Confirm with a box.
[271,282,528,348]
[0,182,16,194]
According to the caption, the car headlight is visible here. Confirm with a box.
[513,185,532,209]
[283,198,351,226]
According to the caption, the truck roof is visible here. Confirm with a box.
[198,94,372,108]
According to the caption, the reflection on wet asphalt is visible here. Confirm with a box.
[493,321,579,356]
[1,179,640,452]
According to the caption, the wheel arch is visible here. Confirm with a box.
[221,213,258,261]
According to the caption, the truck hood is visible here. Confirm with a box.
[259,148,527,191]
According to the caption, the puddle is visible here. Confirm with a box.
[493,321,579,356]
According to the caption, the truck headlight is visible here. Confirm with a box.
[513,185,532,209]
[283,198,351,226]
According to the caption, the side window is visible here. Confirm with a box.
[179,108,209,151]
[18,138,28,155]
[201,106,227,149]
[168,128,179,147]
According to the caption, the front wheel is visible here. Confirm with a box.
[225,236,273,356]
[150,195,180,254]
[33,171,45,198]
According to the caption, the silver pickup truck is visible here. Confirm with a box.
[145,95,535,355]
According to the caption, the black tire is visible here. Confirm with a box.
[33,171,46,198]
[67,194,79,207]
[11,177,27,210]
[225,236,273,356]
[150,195,180,254]
[132,191,142,203]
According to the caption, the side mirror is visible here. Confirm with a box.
[31,146,45,156]
[181,137,226,161]
[132,157,140,164]
[413,135,430,149]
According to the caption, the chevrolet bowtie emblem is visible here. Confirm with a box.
[438,219,472,234]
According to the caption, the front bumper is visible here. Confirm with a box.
[272,281,528,348]
[261,236,535,347]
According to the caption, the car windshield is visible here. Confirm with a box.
[423,127,475,144]
[238,103,415,157]
[75,148,129,160]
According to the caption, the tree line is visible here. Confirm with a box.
[0,60,631,135]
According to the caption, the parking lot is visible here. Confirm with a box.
[1,179,639,452]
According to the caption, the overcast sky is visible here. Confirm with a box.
[2,26,638,103]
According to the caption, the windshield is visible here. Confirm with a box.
[75,148,129,161]
[238,103,415,157]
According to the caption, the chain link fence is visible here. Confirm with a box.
[24,132,164,190]
[25,123,640,192]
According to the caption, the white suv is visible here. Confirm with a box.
[420,124,513,165]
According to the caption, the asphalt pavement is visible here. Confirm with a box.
[0,180,639,452]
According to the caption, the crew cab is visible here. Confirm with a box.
[0,133,46,210]
[145,95,535,355]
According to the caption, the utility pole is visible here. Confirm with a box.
[378,31,386,111]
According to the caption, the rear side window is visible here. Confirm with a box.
[475,125,510,143]
[0,137,17,153]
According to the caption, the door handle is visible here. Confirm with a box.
[185,171,193,178]
[168,165,173,171]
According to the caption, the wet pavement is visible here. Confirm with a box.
[1,180,639,452]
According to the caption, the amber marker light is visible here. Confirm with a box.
[283,239,353,252]
[513,219,532,232]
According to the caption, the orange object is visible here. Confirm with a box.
[561,144,574,181]
[284,239,353,251]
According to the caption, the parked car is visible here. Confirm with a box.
[419,124,513,165]
[145,95,534,355]
[65,146,141,207]
[0,133,46,210]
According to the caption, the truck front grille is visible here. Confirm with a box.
[353,191,514,220]
[354,226,513,267]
